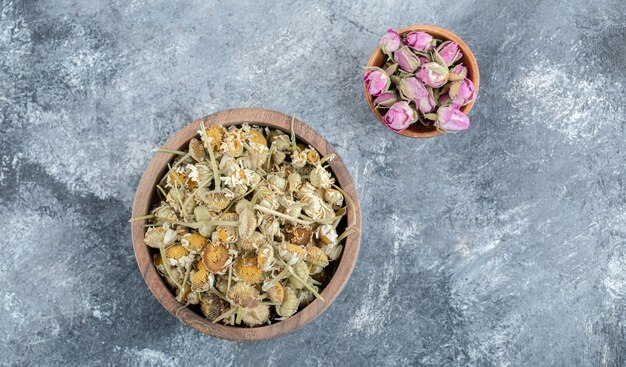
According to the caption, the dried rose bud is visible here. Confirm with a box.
[404,31,433,52]
[450,64,467,79]
[373,91,398,108]
[416,62,449,88]
[393,46,420,73]
[435,41,462,66]
[379,29,401,54]
[435,106,471,132]
[448,78,476,107]
[362,67,390,97]
[398,77,436,114]
[382,101,417,132]
[439,92,450,106]
[418,55,430,65]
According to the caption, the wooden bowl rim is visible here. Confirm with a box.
[131,108,362,341]
[364,24,480,138]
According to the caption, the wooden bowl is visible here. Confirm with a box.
[131,108,362,341]
[364,24,480,138]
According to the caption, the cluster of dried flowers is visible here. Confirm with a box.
[134,122,353,327]
[363,29,476,133]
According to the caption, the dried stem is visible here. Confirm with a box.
[254,205,312,226]
[128,214,155,223]
[176,263,193,303]
[154,148,188,156]
[159,245,182,290]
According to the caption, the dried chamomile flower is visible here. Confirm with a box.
[246,128,267,147]
[271,150,286,166]
[309,165,334,189]
[190,265,214,292]
[227,282,260,308]
[202,242,231,273]
[317,224,338,245]
[301,192,333,220]
[257,243,274,271]
[287,172,302,193]
[236,231,265,251]
[235,198,251,215]
[323,188,344,207]
[268,130,291,151]
[298,289,315,306]
[196,188,234,212]
[200,293,227,321]
[200,125,225,151]
[237,206,257,239]
[284,225,313,246]
[303,146,320,165]
[221,128,245,157]
[290,148,308,169]
[187,163,212,184]
[233,256,264,284]
[322,243,343,261]
[277,287,299,318]
[193,205,213,222]
[214,274,229,294]
[267,174,287,191]
[165,245,191,266]
[144,226,176,248]
[214,212,238,243]
[187,291,201,305]
[278,243,306,265]
[166,187,185,212]
[166,168,186,188]
[305,246,329,267]
[258,216,280,238]
[289,261,310,290]
[267,282,284,304]
[153,203,177,221]
[181,232,208,253]
[241,304,270,327]
[188,137,206,162]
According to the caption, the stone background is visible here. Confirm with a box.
[1,0,625,366]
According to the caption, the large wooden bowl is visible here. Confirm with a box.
[365,24,480,138]
[131,108,362,341]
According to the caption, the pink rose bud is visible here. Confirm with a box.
[393,46,421,73]
[363,67,390,96]
[448,78,476,107]
[416,62,449,88]
[398,77,436,114]
[383,101,417,132]
[379,29,402,54]
[418,55,431,65]
[436,105,470,132]
[373,91,398,107]
[404,31,433,52]
[439,92,450,106]
[435,41,462,66]
[450,64,468,79]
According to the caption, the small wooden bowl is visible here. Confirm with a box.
[131,108,362,341]
[365,24,480,138]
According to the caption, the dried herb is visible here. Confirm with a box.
[132,122,353,327]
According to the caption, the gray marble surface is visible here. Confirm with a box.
[2,0,626,366]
